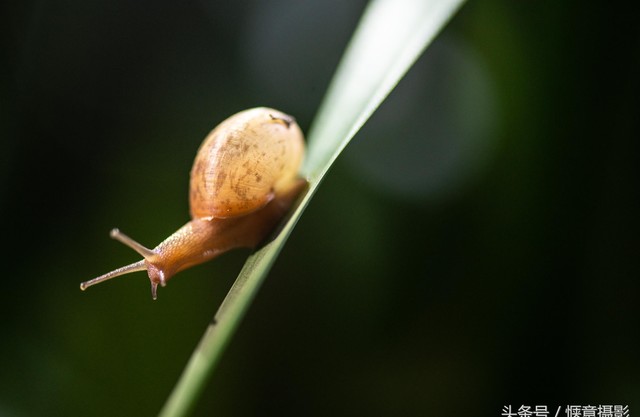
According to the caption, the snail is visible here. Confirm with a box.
[80,107,306,299]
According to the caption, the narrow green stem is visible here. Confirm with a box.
[158,0,465,415]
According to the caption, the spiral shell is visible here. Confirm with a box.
[189,107,305,219]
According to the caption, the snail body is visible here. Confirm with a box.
[80,108,306,299]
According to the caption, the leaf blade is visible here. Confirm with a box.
[158,0,465,415]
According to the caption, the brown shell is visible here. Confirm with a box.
[189,107,305,219]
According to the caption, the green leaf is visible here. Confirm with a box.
[158,0,465,415]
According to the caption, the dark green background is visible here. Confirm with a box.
[1,1,638,416]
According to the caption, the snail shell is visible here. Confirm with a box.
[190,108,304,219]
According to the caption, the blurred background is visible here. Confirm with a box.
[1,0,638,416]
